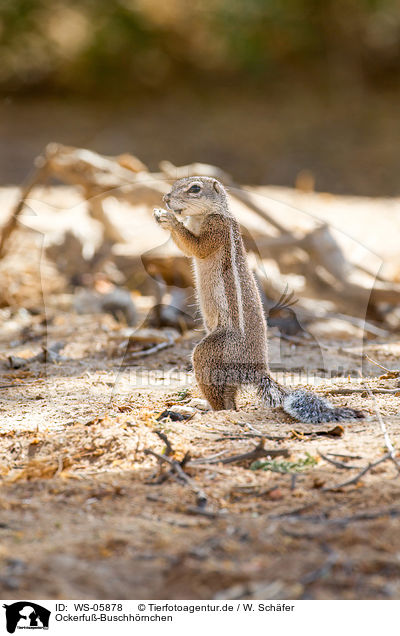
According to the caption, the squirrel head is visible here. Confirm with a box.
[163,176,228,216]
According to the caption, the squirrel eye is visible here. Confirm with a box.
[188,184,201,194]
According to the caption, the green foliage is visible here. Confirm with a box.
[0,0,399,92]
[251,452,317,473]
[175,389,190,401]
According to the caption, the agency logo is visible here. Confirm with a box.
[3,603,50,634]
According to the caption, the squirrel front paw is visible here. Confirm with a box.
[153,208,177,231]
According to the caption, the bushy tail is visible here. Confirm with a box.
[282,390,364,423]
[258,375,364,423]
[257,374,288,408]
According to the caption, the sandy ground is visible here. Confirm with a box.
[0,185,399,599]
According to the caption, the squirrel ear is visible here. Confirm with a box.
[213,179,222,194]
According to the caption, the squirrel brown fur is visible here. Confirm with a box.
[154,176,363,423]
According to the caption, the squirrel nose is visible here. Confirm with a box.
[163,193,170,204]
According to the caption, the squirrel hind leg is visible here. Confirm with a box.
[193,330,241,411]
[197,380,238,411]
[223,385,238,410]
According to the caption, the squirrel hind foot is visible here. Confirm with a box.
[197,381,238,411]
[282,389,364,424]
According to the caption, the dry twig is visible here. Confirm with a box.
[321,454,390,491]
[144,432,208,508]
[276,505,400,526]
[361,378,400,473]
[214,432,288,442]
[8,342,67,369]
[120,330,178,364]
[327,452,363,460]
[144,447,208,507]
[324,387,400,395]
[364,354,400,379]
[194,439,290,466]
[0,155,49,257]
[318,451,362,470]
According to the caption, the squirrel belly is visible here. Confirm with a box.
[154,177,364,423]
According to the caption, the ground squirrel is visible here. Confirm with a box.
[154,177,363,423]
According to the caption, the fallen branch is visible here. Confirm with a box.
[124,339,172,360]
[330,313,390,338]
[324,387,400,395]
[290,425,344,439]
[120,329,179,364]
[362,378,400,473]
[199,439,290,466]
[270,503,316,519]
[144,431,208,508]
[244,422,263,435]
[322,454,390,491]
[213,433,288,442]
[4,144,400,332]
[144,447,208,507]
[276,333,361,357]
[364,354,400,379]
[154,430,174,456]
[277,334,397,369]
[0,154,49,257]
[326,452,363,460]
[189,450,230,465]
[300,548,339,586]
[328,506,400,525]
[275,506,400,526]
[318,451,362,470]
[8,342,67,369]
[184,506,223,519]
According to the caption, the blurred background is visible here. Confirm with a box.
[1,0,400,194]
[2,3,400,602]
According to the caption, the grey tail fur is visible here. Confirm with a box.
[257,375,364,423]
[257,374,288,408]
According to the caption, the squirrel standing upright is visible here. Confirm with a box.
[154,177,363,423]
